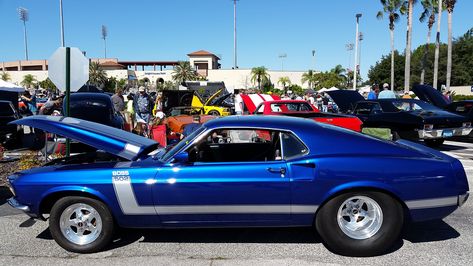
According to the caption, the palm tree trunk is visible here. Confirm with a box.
[390,28,395,91]
[433,0,442,90]
[446,9,453,90]
[404,0,413,93]
[420,26,433,85]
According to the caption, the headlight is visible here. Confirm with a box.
[424,124,434,130]
[463,122,472,128]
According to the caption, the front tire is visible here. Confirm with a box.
[316,191,403,256]
[208,110,221,116]
[49,196,114,253]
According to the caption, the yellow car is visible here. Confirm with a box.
[191,89,232,116]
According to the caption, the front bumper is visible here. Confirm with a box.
[458,192,469,207]
[7,197,30,212]
[417,127,472,139]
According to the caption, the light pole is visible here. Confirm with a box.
[279,53,287,71]
[101,25,108,58]
[59,0,65,46]
[345,43,354,87]
[18,7,29,60]
[353,13,362,90]
[232,0,239,69]
[312,50,316,71]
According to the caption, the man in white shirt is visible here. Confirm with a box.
[234,89,244,115]
[378,83,396,99]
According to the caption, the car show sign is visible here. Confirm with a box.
[48,47,89,92]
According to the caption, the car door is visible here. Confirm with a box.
[152,128,291,226]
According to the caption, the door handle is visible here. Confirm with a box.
[267,167,286,175]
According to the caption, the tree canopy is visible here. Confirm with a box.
[368,27,473,89]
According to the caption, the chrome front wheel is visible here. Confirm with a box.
[59,203,103,245]
[50,196,114,253]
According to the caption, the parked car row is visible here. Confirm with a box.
[326,89,472,146]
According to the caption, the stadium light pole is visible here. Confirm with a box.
[18,7,29,60]
[353,13,362,90]
[102,25,108,58]
[59,0,65,46]
[233,0,239,69]
[279,53,287,71]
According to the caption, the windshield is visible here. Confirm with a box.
[159,126,206,162]
[391,100,443,112]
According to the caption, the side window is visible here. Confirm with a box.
[187,128,282,163]
[281,133,308,160]
[255,104,264,114]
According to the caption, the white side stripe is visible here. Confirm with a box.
[112,177,318,215]
[112,177,156,215]
[405,196,458,209]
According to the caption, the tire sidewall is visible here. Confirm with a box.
[49,196,114,253]
[316,191,403,256]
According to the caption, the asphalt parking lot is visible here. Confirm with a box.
[1,140,472,265]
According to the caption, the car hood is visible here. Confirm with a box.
[412,84,449,109]
[326,90,365,113]
[11,115,158,160]
[209,93,233,106]
[204,89,224,106]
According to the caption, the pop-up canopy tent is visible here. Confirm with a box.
[0,80,24,110]
[0,80,24,93]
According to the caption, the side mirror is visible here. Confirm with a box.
[172,151,189,164]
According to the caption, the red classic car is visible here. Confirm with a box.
[254,100,363,132]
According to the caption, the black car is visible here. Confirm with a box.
[413,84,473,139]
[0,100,23,148]
[65,92,124,129]
[327,90,472,146]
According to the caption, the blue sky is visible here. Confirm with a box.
[1,0,472,79]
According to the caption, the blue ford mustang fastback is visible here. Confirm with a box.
[7,115,469,256]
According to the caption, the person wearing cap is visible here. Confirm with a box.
[133,86,153,136]
[181,115,202,140]
[377,83,396,99]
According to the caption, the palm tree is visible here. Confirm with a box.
[330,64,347,84]
[1,71,11,81]
[377,0,405,91]
[89,62,108,87]
[172,61,198,84]
[250,66,270,91]
[445,0,456,91]
[277,76,291,92]
[404,0,416,93]
[419,0,437,84]
[301,70,317,90]
[433,0,444,89]
[21,74,36,88]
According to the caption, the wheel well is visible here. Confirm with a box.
[314,187,412,224]
[40,191,105,216]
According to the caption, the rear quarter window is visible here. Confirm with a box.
[281,132,308,159]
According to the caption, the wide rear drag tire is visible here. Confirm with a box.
[316,191,403,256]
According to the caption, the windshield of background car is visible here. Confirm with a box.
[0,102,14,116]
[270,102,312,112]
[354,102,382,115]
[391,99,443,112]
[160,126,206,161]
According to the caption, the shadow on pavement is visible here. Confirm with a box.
[403,219,460,243]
